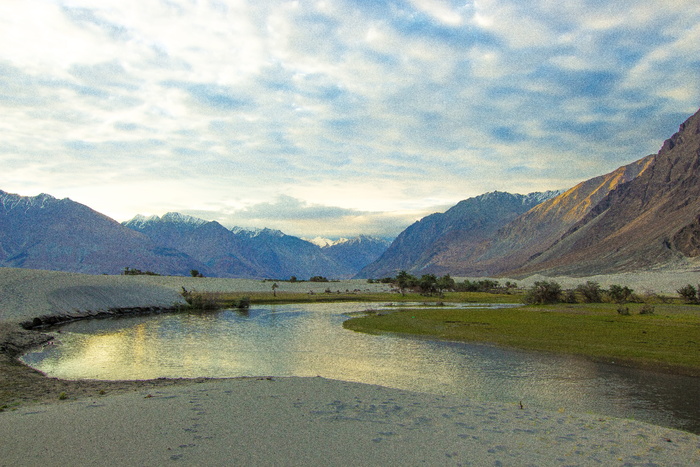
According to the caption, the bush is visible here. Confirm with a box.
[607,284,634,304]
[677,284,699,303]
[523,281,562,305]
[561,289,577,303]
[617,306,630,316]
[418,274,438,295]
[639,304,655,315]
[181,288,220,310]
[576,281,603,303]
[123,267,160,276]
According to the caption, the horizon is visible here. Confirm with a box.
[2,1,699,238]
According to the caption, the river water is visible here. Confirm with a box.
[22,302,700,433]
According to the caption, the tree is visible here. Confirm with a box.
[608,284,634,304]
[395,270,417,295]
[436,274,455,296]
[190,269,203,278]
[523,281,562,305]
[677,284,699,304]
[418,274,438,295]
[576,281,602,303]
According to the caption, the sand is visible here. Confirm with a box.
[1,267,699,465]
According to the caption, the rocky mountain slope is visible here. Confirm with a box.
[508,107,700,276]
[0,191,204,275]
[357,191,560,278]
[442,155,656,276]
[359,107,700,278]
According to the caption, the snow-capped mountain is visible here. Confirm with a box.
[123,214,389,279]
[0,190,204,275]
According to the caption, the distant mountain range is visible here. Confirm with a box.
[3,108,699,279]
[123,213,390,279]
[0,193,389,279]
[358,107,700,278]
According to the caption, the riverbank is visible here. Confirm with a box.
[1,267,700,465]
[343,302,700,377]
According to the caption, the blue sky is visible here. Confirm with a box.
[1,0,699,238]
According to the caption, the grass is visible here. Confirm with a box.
[343,302,700,376]
[185,290,521,307]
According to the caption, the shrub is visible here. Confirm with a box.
[576,281,603,303]
[677,284,699,304]
[562,289,578,303]
[123,267,160,276]
[607,284,634,304]
[639,304,655,315]
[617,306,630,316]
[181,288,220,310]
[523,281,562,305]
[418,274,438,295]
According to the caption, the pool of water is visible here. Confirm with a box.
[22,302,700,433]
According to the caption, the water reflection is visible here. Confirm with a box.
[22,302,700,433]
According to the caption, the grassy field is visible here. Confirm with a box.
[342,301,700,376]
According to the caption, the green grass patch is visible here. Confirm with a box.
[184,291,521,307]
[343,303,700,376]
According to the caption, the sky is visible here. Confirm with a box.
[1,0,699,239]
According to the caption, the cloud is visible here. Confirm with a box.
[0,0,699,238]
[184,195,434,239]
[236,195,357,222]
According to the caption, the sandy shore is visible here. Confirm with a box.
[2,377,699,466]
[1,267,699,465]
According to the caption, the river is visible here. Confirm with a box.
[22,302,700,434]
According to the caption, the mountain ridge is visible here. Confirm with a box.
[507,108,700,276]
[3,108,699,280]
[356,190,561,278]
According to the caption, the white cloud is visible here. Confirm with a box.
[1,0,699,238]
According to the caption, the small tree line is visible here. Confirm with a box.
[523,280,643,305]
[522,280,700,312]
[376,271,518,296]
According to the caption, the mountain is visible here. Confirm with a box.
[0,191,203,275]
[359,107,700,278]
[438,155,655,276]
[123,214,389,279]
[507,107,700,276]
[123,213,264,277]
[305,237,340,247]
[0,190,389,279]
[356,191,561,278]
[322,235,391,273]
